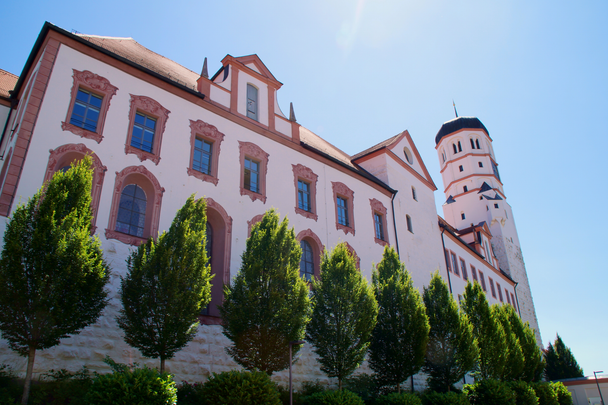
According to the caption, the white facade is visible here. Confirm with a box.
[0,23,538,386]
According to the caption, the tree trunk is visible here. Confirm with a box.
[21,346,36,405]
[160,357,165,374]
[397,382,401,393]
[338,377,342,390]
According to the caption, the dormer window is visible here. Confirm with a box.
[246,84,258,121]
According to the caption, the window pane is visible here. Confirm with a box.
[116,184,147,238]
[300,240,314,281]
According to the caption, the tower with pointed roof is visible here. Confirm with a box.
[435,116,541,344]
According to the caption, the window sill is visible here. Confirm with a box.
[125,144,161,165]
[374,237,388,247]
[187,167,219,186]
[295,207,318,221]
[105,229,147,246]
[61,121,103,143]
[240,186,266,203]
[336,222,355,236]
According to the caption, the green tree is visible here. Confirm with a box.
[494,304,525,381]
[368,246,429,393]
[500,303,544,382]
[220,209,310,375]
[307,243,378,389]
[117,195,212,373]
[0,158,110,405]
[544,334,584,380]
[422,271,478,392]
[461,281,506,380]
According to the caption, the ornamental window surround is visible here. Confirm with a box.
[292,164,318,221]
[239,141,269,203]
[370,198,389,246]
[124,94,170,165]
[332,181,355,236]
[187,119,224,185]
[62,69,118,143]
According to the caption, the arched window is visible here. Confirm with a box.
[476,139,481,149]
[470,138,475,149]
[300,240,314,281]
[453,143,457,154]
[116,184,147,238]
[458,141,462,152]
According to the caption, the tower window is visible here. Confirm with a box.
[463,185,468,192]
[476,139,481,149]
[458,141,462,152]
[459,165,463,172]
[453,143,457,154]
[494,203,499,209]
[478,162,483,168]
[470,138,475,149]
[461,212,465,220]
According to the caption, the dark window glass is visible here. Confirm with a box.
[406,215,413,233]
[451,253,459,276]
[193,137,213,174]
[131,112,156,153]
[300,240,314,281]
[412,187,417,201]
[461,212,466,220]
[460,259,468,280]
[459,165,463,172]
[463,185,468,192]
[470,138,475,149]
[471,266,478,281]
[453,143,457,154]
[374,213,384,240]
[479,271,487,291]
[458,141,462,152]
[476,139,481,149]
[337,196,348,226]
[478,162,483,168]
[492,161,501,181]
[298,180,311,212]
[70,88,102,132]
[116,184,147,237]
[247,84,258,120]
[244,157,259,193]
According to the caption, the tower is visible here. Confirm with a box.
[435,117,541,344]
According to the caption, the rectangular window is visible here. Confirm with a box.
[497,282,503,302]
[479,271,486,292]
[131,112,156,153]
[337,196,349,226]
[451,253,459,276]
[445,250,451,272]
[412,187,417,201]
[298,180,311,212]
[70,88,102,132]
[489,277,496,298]
[460,259,468,280]
[506,289,511,305]
[244,157,260,193]
[247,84,258,120]
[192,137,213,174]
[511,293,517,310]
[374,213,384,241]
[471,265,477,281]
[478,162,483,168]
[459,165,464,172]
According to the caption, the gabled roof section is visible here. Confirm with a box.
[220,54,282,89]
[478,181,492,193]
[0,69,18,100]
[352,130,437,191]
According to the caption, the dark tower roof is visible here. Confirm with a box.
[435,117,489,145]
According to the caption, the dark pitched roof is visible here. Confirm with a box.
[435,116,489,145]
[0,69,18,100]
[351,133,401,160]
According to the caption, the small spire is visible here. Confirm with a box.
[201,57,209,79]
[452,100,458,118]
[289,102,297,122]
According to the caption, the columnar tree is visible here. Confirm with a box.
[422,271,477,392]
[461,281,506,380]
[368,246,429,392]
[494,303,524,381]
[544,334,584,380]
[220,210,311,375]
[307,243,378,389]
[117,195,212,373]
[0,158,110,405]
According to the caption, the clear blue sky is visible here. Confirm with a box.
[2,0,607,376]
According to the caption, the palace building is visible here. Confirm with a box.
[0,22,540,385]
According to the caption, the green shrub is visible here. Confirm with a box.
[508,381,539,405]
[28,367,94,405]
[375,392,422,405]
[421,390,470,405]
[176,381,205,405]
[85,360,176,405]
[199,370,280,405]
[463,379,516,405]
[345,373,379,403]
[302,389,365,405]
[533,383,558,405]
[550,382,572,405]
[0,365,20,405]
